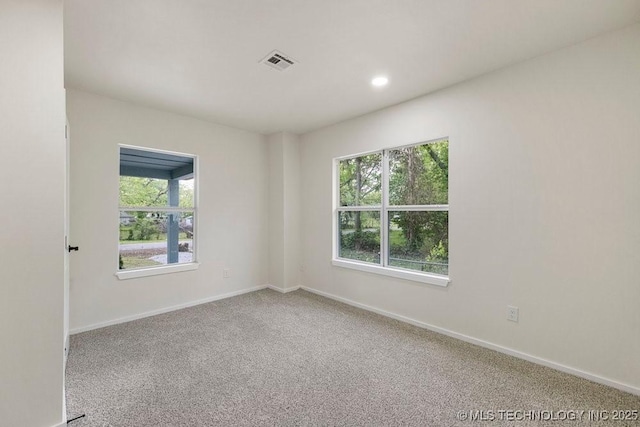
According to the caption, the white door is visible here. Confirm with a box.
[64,119,70,365]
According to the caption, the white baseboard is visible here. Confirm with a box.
[69,285,268,335]
[300,286,640,396]
[267,284,301,293]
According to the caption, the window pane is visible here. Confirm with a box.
[119,210,194,270]
[338,211,380,264]
[119,176,195,208]
[389,140,448,205]
[339,153,382,206]
[388,211,448,275]
[179,179,195,208]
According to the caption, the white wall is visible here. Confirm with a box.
[0,1,66,426]
[282,133,301,290]
[268,133,286,288]
[268,132,302,290]
[300,24,640,392]
[67,89,269,332]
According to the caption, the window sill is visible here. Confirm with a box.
[116,262,200,280]
[331,258,449,287]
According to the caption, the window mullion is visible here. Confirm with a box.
[336,205,381,212]
[381,149,390,267]
[384,204,449,211]
[119,206,194,213]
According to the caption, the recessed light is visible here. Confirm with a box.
[371,76,388,87]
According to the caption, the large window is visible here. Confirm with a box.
[118,146,196,274]
[334,138,449,285]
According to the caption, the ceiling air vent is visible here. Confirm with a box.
[260,50,296,71]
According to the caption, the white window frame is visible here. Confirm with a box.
[116,144,199,280]
[332,137,450,287]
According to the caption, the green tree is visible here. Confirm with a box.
[132,215,160,240]
[119,176,169,207]
[339,153,381,250]
[179,181,195,208]
[120,176,195,241]
[120,176,194,208]
[389,141,449,269]
[339,153,382,207]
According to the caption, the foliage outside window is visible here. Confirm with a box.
[336,138,449,277]
[119,147,196,271]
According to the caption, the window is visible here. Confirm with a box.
[118,146,197,277]
[334,138,449,286]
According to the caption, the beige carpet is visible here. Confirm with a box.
[66,289,639,426]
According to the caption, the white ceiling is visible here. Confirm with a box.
[64,0,640,135]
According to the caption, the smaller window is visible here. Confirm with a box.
[118,146,196,272]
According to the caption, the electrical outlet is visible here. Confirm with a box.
[223,269,231,279]
[507,306,519,322]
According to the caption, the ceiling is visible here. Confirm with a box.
[64,0,640,135]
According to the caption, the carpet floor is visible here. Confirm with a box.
[66,289,639,426]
